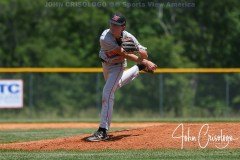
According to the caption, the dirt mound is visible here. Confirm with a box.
[0,123,239,150]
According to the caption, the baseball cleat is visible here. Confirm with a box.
[86,130,109,142]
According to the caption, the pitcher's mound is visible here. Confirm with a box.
[0,123,239,150]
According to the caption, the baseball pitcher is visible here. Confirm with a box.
[87,13,157,141]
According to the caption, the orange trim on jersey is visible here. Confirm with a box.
[105,50,119,58]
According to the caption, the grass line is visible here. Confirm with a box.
[1,117,240,123]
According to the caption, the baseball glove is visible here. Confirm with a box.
[121,37,138,52]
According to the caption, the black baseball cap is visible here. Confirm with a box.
[109,13,126,26]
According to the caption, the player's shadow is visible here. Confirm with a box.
[108,134,139,141]
[82,134,140,142]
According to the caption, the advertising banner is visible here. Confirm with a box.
[0,80,23,108]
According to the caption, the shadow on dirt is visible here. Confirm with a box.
[82,134,140,142]
[108,134,140,141]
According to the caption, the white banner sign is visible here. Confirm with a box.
[0,80,23,108]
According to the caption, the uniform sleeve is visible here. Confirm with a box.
[100,35,119,52]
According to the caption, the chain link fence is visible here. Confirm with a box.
[0,70,240,119]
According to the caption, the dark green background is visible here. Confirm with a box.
[0,0,240,118]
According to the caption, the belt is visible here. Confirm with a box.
[100,58,121,65]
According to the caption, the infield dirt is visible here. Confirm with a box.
[0,122,239,150]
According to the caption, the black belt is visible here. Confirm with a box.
[100,58,121,65]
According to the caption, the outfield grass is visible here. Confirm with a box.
[0,149,240,160]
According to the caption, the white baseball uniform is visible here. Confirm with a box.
[98,29,145,130]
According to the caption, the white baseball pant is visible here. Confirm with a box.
[99,63,139,130]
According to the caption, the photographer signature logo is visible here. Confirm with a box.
[172,123,238,149]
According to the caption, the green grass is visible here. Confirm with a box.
[0,128,95,144]
[0,149,240,160]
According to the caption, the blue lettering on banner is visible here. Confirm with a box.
[0,84,7,93]
[0,84,20,94]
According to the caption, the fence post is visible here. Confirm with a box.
[225,74,229,116]
[96,73,101,111]
[159,74,164,117]
[29,74,33,117]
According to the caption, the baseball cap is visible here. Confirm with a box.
[109,13,126,26]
